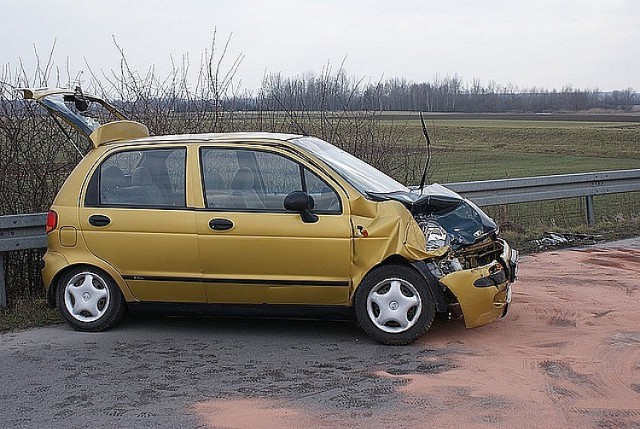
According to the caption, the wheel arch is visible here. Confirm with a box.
[352,255,448,313]
[47,263,130,307]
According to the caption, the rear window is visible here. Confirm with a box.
[85,147,186,208]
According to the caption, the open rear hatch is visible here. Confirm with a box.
[20,87,149,148]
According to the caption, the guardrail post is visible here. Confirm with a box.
[0,252,6,309]
[585,195,595,226]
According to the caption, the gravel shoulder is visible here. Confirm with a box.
[1,239,639,428]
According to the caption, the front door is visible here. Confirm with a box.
[195,146,352,305]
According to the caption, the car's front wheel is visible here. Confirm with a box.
[354,264,435,345]
[56,267,126,332]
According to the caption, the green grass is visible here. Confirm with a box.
[375,115,640,182]
[429,150,640,183]
[0,300,61,332]
[389,120,640,162]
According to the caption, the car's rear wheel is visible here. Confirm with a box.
[56,267,126,332]
[355,264,435,345]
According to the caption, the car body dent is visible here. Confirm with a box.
[369,183,499,249]
[361,183,517,328]
[349,195,447,298]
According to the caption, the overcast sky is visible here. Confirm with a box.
[2,0,639,92]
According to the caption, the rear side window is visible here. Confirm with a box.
[200,147,341,213]
[86,147,186,208]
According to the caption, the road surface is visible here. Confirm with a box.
[1,239,639,428]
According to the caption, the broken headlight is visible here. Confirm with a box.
[427,255,464,278]
[419,220,450,251]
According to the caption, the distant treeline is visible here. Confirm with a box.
[217,72,639,114]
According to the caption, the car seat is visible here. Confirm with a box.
[128,166,167,206]
[100,165,126,204]
[229,167,266,209]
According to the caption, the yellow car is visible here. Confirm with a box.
[25,88,518,345]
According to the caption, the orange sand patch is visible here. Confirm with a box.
[191,248,640,428]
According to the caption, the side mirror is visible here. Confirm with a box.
[284,191,318,223]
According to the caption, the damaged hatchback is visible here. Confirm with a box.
[25,87,518,345]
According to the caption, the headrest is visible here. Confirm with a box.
[230,167,255,191]
[101,165,126,190]
[132,167,153,186]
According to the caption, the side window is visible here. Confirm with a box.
[304,169,341,213]
[201,147,341,214]
[98,147,186,208]
[202,148,303,211]
[254,151,303,206]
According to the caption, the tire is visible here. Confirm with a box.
[354,264,435,345]
[56,266,126,332]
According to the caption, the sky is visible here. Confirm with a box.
[1,0,639,92]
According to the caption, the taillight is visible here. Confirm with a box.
[46,210,58,234]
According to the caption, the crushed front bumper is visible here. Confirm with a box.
[501,238,519,283]
[440,239,518,328]
[499,239,518,318]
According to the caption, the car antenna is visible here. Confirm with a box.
[417,111,432,196]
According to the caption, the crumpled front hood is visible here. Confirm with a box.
[368,183,498,248]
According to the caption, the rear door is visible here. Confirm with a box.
[79,145,205,302]
[195,145,352,305]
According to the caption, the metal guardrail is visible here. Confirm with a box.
[445,169,640,225]
[1,168,640,309]
[0,213,47,308]
[445,169,640,205]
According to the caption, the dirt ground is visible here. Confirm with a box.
[1,242,639,429]
[192,245,640,429]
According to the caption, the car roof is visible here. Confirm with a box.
[104,131,304,147]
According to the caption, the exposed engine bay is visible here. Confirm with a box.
[368,183,516,279]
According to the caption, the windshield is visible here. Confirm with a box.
[292,137,409,194]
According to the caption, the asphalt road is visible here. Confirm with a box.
[2,238,640,428]
[1,315,430,428]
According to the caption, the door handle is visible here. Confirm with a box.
[88,214,111,227]
[209,218,234,231]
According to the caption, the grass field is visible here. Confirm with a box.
[381,116,640,183]
[429,150,640,183]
